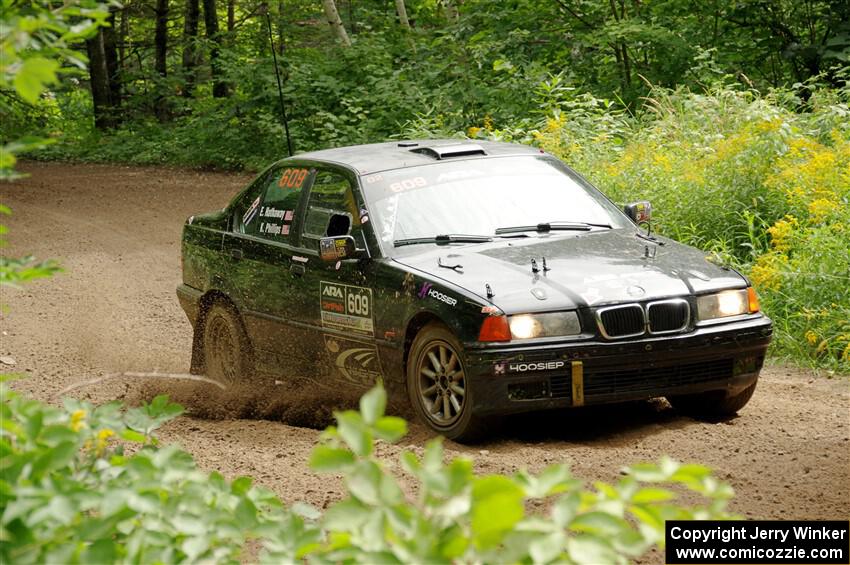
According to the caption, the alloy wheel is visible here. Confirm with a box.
[416,340,467,426]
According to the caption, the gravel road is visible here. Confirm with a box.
[3,162,848,528]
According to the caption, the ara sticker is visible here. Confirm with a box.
[324,335,383,385]
[243,196,261,226]
[320,281,374,336]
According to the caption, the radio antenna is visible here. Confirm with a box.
[262,3,294,156]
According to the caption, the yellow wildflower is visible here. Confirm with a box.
[805,330,818,346]
[749,252,787,291]
[467,126,481,138]
[755,117,782,133]
[96,429,115,455]
[70,409,86,432]
[483,115,494,132]
[766,216,797,252]
[808,198,838,223]
[843,342,850,362]
[652,153,673,172]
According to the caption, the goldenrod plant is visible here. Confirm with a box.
[527,81,850,372]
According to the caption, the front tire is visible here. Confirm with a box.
[406,322,487,442]
[667,380,758,420]
[202,302,253,385]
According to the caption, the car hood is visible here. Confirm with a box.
[392,229,746,313]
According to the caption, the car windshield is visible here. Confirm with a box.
[361,155,631,253]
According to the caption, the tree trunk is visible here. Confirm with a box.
[395,0,411,30]
[321,0,351,46]
[155,0,168,77]
[155,0,170,120]
[277,0,285,55]
[443,0,459,21]
[182,0,200,97]
[227,0,235,32]
[86,30,119,130]
[202,0,227,97]
[607,0,631,91]
[103,9,122,113]
[119,7,128,70]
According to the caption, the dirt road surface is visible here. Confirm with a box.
[3,162,848,531]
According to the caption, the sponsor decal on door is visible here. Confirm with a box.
[324,335,382,385]
[320,281,374,337]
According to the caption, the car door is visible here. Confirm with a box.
[223,164,316,376]
[296,167,385,388]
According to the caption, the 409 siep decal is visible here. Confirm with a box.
[324,335,383,385]
[320,281,374,337]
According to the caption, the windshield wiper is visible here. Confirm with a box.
[393,234,494,248]
[494,221,612,235]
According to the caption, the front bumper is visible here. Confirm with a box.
[465,315,772,416]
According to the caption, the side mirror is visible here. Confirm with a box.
[624,201,652,225]
[319,235,360,262]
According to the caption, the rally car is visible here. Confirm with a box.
[177,140,772,440]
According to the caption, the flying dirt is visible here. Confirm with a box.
[2,162,848,531]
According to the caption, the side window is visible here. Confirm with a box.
[240,166,312,242]
[302,170,362,250]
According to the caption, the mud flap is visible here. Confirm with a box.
[571,361,584,407]
[190,324,205,375]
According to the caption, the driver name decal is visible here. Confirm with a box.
[320,281,374,336]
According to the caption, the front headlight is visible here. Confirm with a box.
[697,288,758,322]
[508,312,581,339]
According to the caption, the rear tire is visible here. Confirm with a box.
[202,302,253,385]
[668,380,757,420]
[406,322,488,442]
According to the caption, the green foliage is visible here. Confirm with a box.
[533,81,850,372]
[289,385,734,564]
[1,0,109,299]
[2,382,737,563]
[0,0,111,179]
[1,377,287,564]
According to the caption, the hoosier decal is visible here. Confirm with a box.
[320,281,374,336]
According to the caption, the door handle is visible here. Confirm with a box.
[228,248,243,260]
[290,263,305,276]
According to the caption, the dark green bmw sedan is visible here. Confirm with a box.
[177,140,772,441]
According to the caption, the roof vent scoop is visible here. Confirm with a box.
[410,144,487,160]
